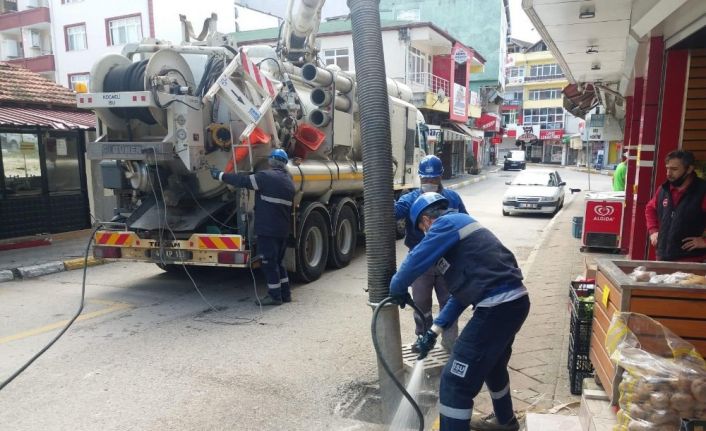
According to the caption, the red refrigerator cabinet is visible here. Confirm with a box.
[582,192,624,250]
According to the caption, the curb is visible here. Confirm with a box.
[445,174,488,191]
[1,256,106,283]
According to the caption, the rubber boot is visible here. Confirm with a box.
[470,413,519,431]
[255,289,282,306]
[281,286,291,303]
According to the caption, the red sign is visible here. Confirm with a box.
[583,200,623,243]
[539,129,564,140]
[506,129,517,138]
[491,136,502,144]
[475,113,500,132]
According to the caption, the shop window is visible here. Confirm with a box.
[106,15,142,46]
[1,133,41,195]
[322,48,350,71]
[45,136,81,192]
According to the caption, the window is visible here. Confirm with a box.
[65,24,86,51]
[2,0,18,13]
[502,111,518,125]
[408,46,430,85]
[1,133,41,195]
[503,91,522,105]
[106,15,142,46]
[322,48,350,71]
[68,73,90,90]
[522,107,564,129]
[507,67,525,78]
[528,88,561,100]
[528,63,563,80]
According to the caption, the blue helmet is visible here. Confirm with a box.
[410,192,448,231]
[418,155,443,178]
[269,148,288,163]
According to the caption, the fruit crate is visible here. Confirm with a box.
[568,336,593,395]
[569,280,595,321]
[568,280,595,395]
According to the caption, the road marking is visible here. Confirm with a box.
[0,300,133,345]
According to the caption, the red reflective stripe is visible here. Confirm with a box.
[114,234,129,246]
[97,233,109,244]
[252,63,263,88]
[221,237,238,249]
[265,79,275,97]
[200,237,217,249]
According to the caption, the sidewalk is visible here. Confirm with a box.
[0,170,498,283]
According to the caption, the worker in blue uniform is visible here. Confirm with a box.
[390,193,530,431]
[211,148,296,306]
[394,155,466,351]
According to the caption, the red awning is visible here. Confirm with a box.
[475,113,500,132]
[0,106,95,130]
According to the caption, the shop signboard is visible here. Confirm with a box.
[516,124,540,141]
[452,83,467,119]
[539,129,564,140]
[491,136,502,145]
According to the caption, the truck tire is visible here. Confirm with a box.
[296,209,330,282]
[155,263,186,274]
[328,204,358,269]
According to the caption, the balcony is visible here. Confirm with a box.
[6,54,54,73]
[0,6,50,32]
[406,72,450,97]
[524,74,565,83]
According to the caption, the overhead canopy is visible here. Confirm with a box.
[0,106,95,130]
[451,122,484,139]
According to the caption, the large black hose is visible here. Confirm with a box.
[103,60,157,125]
[349,0,396,303]
[371,297,425,431]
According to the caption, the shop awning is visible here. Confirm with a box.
[562,84,599,119]
[0,106,95,130]
[451,123,484,139]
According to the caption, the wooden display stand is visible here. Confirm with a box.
[589,259,706,403]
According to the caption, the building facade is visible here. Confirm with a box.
[0,0,279,89]
[235,18,486,177]
[501,39,584,165]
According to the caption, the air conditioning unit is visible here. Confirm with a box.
[2,40,20,59]
[30,30,41,48]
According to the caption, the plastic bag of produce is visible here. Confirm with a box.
[606,313,706,431]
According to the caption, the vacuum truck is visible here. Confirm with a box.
[77,1,426,282]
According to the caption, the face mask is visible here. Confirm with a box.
[669,171,691,187]
[421,183,438,193]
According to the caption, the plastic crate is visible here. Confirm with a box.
[569,311,593,354]
[568,336,594,395]
[569,280,595,321]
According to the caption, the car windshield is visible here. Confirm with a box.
[511,173,551,186]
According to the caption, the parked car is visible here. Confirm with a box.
[502,169,566,216]
[503,150,526,170]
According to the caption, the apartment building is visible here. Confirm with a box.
[501,39,582,165]
[0,0,279,89]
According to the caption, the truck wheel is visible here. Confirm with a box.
[156,263,185,274]
[328,204,358,269]
[296,209,330,282]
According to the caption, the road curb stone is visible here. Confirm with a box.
[16,261,66,279]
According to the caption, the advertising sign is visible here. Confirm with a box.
[584,200,623,241]
[516,124,540,141]
[539,129,564,140]
[451,82,467,120]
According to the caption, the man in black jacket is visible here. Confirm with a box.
[211,149,296,305]
[645,150,706,261]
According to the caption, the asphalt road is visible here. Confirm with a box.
[0,166,611,431]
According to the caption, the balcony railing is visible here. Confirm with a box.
[405,72,450,97]
[524,74,565,82]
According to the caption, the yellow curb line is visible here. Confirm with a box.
[0,300,134,345]
[63,256,105,271]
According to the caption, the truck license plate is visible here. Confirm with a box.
[150,249,192,262]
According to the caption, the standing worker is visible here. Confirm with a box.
[391,193,529,431]
[612,151,628,191]
[645,150,706,262]
[395,155,466,351]
[211,148,296,305]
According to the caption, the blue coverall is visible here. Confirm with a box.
[390,212,530,431]
[220,165,296,301]
[395,187,467,341]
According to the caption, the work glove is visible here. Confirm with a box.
[210,168,222,180]
[389,292,413,309]
[415,329,438,360]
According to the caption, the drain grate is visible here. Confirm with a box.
[401,343,449,375]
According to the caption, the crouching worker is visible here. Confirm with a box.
[389,192,530,431]
[211,149,296,305]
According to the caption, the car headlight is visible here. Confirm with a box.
[540,197,557,202]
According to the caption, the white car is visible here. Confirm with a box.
[502,169,566,216]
